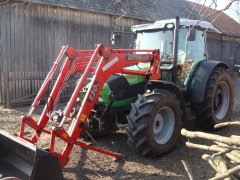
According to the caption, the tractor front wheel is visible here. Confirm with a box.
[126,90,182,157]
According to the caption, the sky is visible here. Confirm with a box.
[187,0,240,23]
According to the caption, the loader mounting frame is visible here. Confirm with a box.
[16,44,161,169]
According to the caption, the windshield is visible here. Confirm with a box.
[135,28,205,62]
[135,30,173,59]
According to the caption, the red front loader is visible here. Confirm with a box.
[0,44,161,179]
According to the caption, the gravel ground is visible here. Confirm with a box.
[0,76,239,180]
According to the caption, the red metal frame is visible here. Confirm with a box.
[18,44,161,168]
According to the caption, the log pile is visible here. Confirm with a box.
[181,121,240,180]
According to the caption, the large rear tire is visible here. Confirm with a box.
[193,67,234,129]
[126,90,182,157]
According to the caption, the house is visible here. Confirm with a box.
[0,0,239,106]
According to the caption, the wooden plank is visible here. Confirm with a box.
[13,72,16,100]
[75,10,80,48]
[22,72,24,99]
[35,72,38,96]
[5,5,11,73]
[79,11,83,49]
[21,72,23,99]
[27,71,30,96]
[10,5,15,72]
[31,71,34,95]
[80,10,85,49]
[0,73,2,103]
[24,5,30,71]
[85,12,89,49]
[9,72,13,103]
[14,5,18,72]
[5,72,10,107]
[49,6,55,69]
[1,72,5,104]
[69,9,74,47]
[33,6,37,72]
[40,6,44,72]
[9,75,45,81]
[18,5,24,73]
[0,6,2,103]
[19,72,22,99]
[43,7,48,72]
[16,72,19,100]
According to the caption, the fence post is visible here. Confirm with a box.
[5,72,10,107]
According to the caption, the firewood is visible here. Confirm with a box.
[231,135,240,139]
[209,165,240,180]
[181,160,194,180]
[182,128,240,179]
[181,129,240,146]
[202,154,228,174]
[186,142,228,152]
[213,141,240,151]
[226,163,240,179]
[212,150,231,158]
[226,153,240,164]
[230,150,240,159]
[214,121,240,129]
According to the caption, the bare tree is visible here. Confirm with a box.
[190,0,240,23]
[229,0,240,22]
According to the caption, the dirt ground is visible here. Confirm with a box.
[0,75,239,180]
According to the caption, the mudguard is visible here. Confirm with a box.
[146,80,185,108]
[189,60,228,103]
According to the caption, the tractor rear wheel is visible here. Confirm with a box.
[126,89,182,157]
[193,67,234,129]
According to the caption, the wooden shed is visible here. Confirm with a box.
[0,0,239,106]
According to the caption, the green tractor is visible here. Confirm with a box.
[82,17,234,157]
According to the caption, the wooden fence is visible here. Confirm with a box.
[0,2,144,106]
[2,71,76,107]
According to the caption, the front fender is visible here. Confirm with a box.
[146,80,185,109]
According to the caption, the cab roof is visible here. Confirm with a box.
[132,18,221,33]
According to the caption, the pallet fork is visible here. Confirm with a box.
[0,44,160,179]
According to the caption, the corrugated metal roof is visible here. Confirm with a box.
[29,0,191,21]
[28,0,240,36]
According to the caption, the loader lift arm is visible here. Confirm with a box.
[16,44,160,171]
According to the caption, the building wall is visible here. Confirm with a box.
[207,32,240,73]
[0,2,146,105]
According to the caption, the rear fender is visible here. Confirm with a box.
[189,60,228,103]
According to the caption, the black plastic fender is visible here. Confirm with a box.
[189,60,229,103]
[146,80,185,110]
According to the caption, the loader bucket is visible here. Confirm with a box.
[0,130,63,180]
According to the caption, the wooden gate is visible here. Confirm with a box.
[3,72,75,107]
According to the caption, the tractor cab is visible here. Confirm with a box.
[132,18,220,90]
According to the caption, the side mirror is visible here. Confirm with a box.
[132,31,137,40]
[188,29,196,41]
[111,33,121,46]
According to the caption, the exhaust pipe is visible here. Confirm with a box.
[0,130,63,180]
